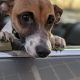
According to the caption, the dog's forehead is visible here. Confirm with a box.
[13,0,54,18]
[13,0,39,12]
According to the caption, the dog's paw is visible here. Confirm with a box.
[0,31,14,42]
[50,35,66,51]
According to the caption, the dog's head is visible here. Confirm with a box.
[0,0,63,57]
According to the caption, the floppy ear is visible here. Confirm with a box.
[53,5,63,24]
[0,0,14,15]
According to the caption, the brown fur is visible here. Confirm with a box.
[0,0,66,57]
[0,0,61,35]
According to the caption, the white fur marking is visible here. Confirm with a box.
[25,34,40,57]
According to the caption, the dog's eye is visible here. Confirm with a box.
[18,12,34,25]
[47,15,54,25]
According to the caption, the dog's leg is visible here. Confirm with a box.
[50,33,66,50]
[0,31,15,42]
[0,31,25,50]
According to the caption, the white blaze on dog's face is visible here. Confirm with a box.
[24,33,52,57]
[25,34,40,57]
[0,0,63,57]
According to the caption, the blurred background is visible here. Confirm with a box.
[0,0,80,45]
[50,0,80,45]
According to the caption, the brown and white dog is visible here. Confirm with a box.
[0,0,66,58]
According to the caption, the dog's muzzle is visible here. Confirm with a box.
[24,33,51,58]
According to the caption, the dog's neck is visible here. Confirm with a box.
[12,28,20,39]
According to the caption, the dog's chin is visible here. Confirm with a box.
[24,50,37,58]
[28,53,38,58]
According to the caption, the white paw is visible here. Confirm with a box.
[50,35,66,50]
[0,31,14,42]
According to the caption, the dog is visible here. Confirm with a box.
[0,0,66,58]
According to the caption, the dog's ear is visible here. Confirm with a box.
[53,5,63,24]
[0,0,14,15]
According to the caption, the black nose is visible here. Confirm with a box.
[36,45,51,58]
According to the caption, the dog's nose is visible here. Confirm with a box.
[36,45,51,58]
